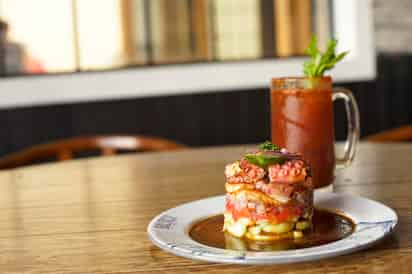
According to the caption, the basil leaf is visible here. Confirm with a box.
[245,154,286,168]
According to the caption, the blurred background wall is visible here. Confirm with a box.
[374,0,412,52]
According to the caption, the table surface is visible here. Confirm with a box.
[0,143,410,274]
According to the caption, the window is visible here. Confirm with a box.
[0,0,375,108]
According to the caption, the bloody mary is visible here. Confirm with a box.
[271,77,335,189]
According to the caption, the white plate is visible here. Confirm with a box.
[147,192,397,264]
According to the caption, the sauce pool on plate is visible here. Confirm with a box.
[189,209,355,252]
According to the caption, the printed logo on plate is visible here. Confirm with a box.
[153,215,177,230]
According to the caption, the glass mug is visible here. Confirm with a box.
[270,77,360,189]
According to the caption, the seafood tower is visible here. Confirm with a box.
[224,142,313,240]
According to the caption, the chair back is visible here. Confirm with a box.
[365,126,412,142]
[0,135,187,169]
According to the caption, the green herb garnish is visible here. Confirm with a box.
[246,141,285,168]
[303,36,349,77]
[259,141,280,151]
[245,154,286,168]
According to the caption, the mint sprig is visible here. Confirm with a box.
[303,36,349,77]
[259,141,280,151]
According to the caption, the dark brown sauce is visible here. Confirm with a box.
[189,209,355,252]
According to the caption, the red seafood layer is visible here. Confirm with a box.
[225,197,305,223]
[225,159,310,185]
[225,190,313,224]
[225,159,266,184]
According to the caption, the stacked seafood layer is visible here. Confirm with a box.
[223,142,313,240]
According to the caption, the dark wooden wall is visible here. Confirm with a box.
[0,54,410,156]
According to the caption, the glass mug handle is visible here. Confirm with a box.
[332,87,360,169]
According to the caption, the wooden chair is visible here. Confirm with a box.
[0,135,187,169]
[364,125,412,142]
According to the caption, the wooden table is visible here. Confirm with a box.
[0,143,410,273]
